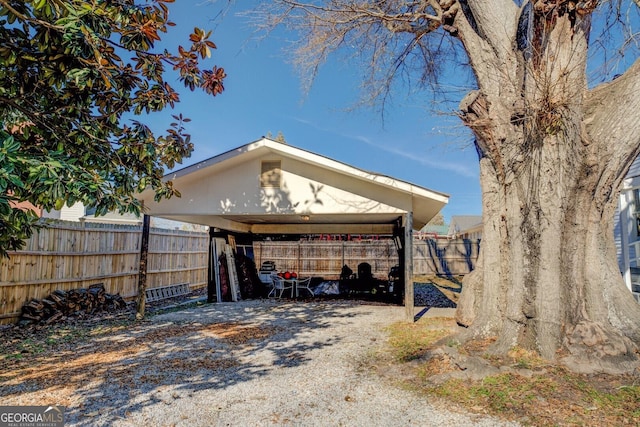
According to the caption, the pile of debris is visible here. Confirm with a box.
[19,283,128,326]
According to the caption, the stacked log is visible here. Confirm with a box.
[19,283,128,325]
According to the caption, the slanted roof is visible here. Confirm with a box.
[421,224,449,236]
[448,215,483,236]
[138,137,449,234]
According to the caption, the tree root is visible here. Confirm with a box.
[419,344,547,385]
[436,319,640,377]
[561,321,640,375]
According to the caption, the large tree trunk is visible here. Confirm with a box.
[454,1,640,374]
[267,0,640,374]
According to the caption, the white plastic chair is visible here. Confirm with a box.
[269,275,293,298]
[295,277,314,298]
[282,278,295,298]
[268,275,282,298]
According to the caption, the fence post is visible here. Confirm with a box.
[136,214,150,320]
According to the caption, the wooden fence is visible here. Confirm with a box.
[0,220,208,324]
[254,238,480,279]
[0,220,479,324]
[253,240,399,279]
[413,238,481,277]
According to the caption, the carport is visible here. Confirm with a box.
[138,137,449,319]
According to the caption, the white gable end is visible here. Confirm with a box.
[147,152,404,214]
[139,138,448,233]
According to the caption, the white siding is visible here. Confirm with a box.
[59,202,85,221]
[617,155,640,292]
[628,155,640,179]
[615,201,623,272]
[42,202,85,221]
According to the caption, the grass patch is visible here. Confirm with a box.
[385,318,454,362]
[424,368,640,426]
[0,301,209,364]
[381,319,640,426]
[428,373,557,413]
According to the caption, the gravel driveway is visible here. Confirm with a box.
[2,299,518,426]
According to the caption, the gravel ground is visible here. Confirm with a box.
[2,285,519,426]
[88,300,516,426]
[414,282,458,308]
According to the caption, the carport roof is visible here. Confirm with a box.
[138,137,449,233]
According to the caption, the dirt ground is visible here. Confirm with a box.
[2,280,639,426]
[0,297,516,427]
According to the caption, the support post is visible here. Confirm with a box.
[404,212,414,322]
[207,227,215,303]
[136,214,150,320]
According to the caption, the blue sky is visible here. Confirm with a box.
[144,0,483,222]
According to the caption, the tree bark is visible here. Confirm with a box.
[136,214,150,320]
[266,0,640,374]
[454,1,640,374]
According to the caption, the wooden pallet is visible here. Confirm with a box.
[146,283,190,302]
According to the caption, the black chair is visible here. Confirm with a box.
[357,262,372,281]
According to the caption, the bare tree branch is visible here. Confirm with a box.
[464,0,519,58]
[256,0,464,113]
[585,58,640,167]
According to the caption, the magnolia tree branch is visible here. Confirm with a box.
[0,0,65,30]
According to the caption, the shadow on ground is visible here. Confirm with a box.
[0,300,381,425]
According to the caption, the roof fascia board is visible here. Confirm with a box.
[146,215,252,234]
[251,223,395,235]
[203,216,253,234]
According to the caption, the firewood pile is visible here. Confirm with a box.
[19,283,128,325]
